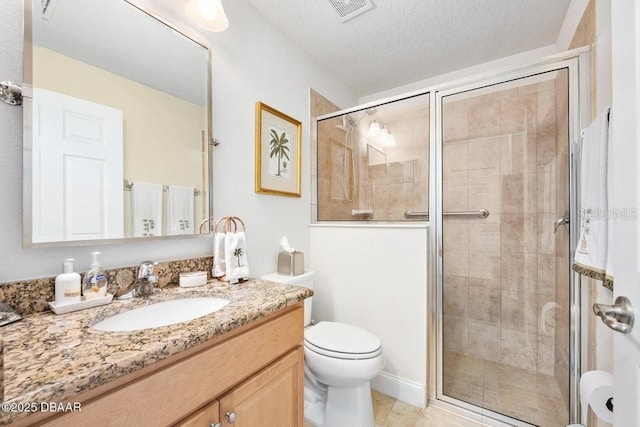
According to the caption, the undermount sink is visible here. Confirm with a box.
[92,297,230,332]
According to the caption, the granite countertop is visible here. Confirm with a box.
[0,279,312,425]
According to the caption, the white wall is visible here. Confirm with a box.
[309,225,428,407]
[0,0,356,281]
[207,0,357,277]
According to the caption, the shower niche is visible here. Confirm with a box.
[314,94,430,222]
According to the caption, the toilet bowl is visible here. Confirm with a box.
[260,271,384,427]
[304,321,384,427]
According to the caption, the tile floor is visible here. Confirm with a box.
[371,391,488,427]
[444,352,568,426]
[304,390,487,427]
[304,353,568,426]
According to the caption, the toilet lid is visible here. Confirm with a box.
[304,322,381,359]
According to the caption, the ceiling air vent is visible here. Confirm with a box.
[327,0,374,23]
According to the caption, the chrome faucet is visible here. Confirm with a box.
[117,261,159,300]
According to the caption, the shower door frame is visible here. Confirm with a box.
[429,47,590,426]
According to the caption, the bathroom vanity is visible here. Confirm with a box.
[1,280,311,426]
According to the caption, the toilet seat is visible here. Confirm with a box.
[304,321,382,360]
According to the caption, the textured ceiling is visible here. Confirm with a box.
[34,0,208,106]
[35,0,571,102]
[247,0,571,96]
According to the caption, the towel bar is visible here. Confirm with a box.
[123,179,200,196]
[404,209,490,220]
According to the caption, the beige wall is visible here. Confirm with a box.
[33,47,207,234]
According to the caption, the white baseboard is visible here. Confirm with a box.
[370,371,426,408]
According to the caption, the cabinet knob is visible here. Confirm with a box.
[225,412,237,423]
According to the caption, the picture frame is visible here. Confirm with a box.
[255,102,302,197]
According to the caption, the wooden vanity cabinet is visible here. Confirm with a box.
[175,400,220,427]
[218,347,303,426]
[176,348,303,427]
[32,304,304,427]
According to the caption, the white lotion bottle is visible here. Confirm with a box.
[55,259,82,303]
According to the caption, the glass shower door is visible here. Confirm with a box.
[439,69,571,426]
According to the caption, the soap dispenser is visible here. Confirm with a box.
[55,258,82,303]
[82,252,108,299]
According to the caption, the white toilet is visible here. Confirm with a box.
[261,271,384,427]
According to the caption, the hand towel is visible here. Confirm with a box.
[224,231,250,283]
[132,181,163,237]
[573,108,613,286]
[166,185,194,235]
[212,232,226,278]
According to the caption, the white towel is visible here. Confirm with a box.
[573,109,613,285]
[132,181,163,237]
[166,185,194,235]
[212,232,226,278]
[224,232,250,283]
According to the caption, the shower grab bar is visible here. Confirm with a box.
[404,209,490,220]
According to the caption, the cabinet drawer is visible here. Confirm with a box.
[42,306,303,427]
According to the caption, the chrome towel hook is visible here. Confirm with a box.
[0,81,23,106]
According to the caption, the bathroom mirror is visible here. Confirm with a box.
[22,0,212,246]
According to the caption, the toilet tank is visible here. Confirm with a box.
[261,270,314,326]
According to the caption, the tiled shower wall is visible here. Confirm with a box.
[316,99,429,222]
[442,76,565,376]
[311,89,353,221]
[316,115,359,220]
[357,109,430,221]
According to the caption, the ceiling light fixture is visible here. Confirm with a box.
[185,0,229,32]
[368,121,396,148]
[378,125,396,148]
[368,120,381,138]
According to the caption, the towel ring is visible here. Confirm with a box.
[199,217,214,234]
[211,216,247,234]
[216,216,236,233]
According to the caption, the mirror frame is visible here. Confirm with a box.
[22,0,214,247]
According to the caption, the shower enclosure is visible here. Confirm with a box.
[314,48,588,426]
[437,66,578,426]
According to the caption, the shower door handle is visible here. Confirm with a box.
[593,296,635,334]
[554,216,569,233]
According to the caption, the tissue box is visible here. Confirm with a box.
[278,251,304,276]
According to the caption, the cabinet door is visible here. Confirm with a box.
[219,347,303,427]
[175,399,220,427]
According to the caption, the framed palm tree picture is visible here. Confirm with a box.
[255,102,302,197]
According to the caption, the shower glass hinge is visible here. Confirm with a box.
[0,81,23,106]
[209,137,221,147]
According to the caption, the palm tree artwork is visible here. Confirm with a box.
[269,127,290,178]
[233,248,244,267]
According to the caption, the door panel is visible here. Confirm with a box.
[175,399,220,427]
[32,88,124,242]
[219,348,303,427]
[610,0,640,424]
[439,69,572,426]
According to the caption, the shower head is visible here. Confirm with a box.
[335,108,378,131]
[336,115,357,131]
